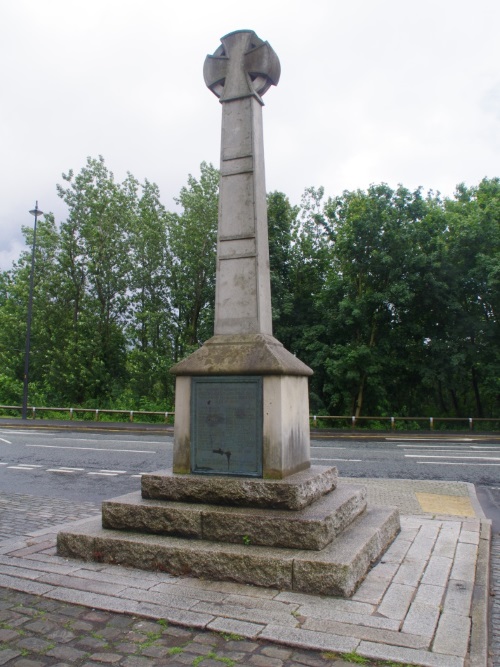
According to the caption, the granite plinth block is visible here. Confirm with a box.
[57,505,400,597]
[141,466,337,510]
[102,496,203,539]
[101,484,367,550]
[293,506,401,597]
[58,518,295,590]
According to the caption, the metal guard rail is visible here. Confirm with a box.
[0,405,173,423]
[310,415,500,430]
[0,405,499,430]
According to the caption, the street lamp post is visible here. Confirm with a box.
[21,202,44,420]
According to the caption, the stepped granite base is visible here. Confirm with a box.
[57,466,400,597]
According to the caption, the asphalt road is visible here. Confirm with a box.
[0,427,168,502]
[0,425,499,524]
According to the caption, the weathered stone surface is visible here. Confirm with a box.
[57,518,102,561]
[202,484,367,549]
[141,466,338,510]
[100,485,367,550]
[292,507,401,597]
[57,504,399,597]
[170,334,312,376]
[58,518,294,590]
[102,495,203,538]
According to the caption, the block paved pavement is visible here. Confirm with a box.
[0,478,495,667]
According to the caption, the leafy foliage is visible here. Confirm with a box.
[1,156,498,418]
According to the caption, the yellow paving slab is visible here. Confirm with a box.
[415,492,476,517]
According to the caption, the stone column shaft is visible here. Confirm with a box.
[215,96,272,335]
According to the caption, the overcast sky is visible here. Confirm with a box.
[1,0,499,270]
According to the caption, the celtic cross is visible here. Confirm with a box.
[204,30,280,104]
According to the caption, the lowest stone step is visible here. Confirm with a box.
[57,505,400,597]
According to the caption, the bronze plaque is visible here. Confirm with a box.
[191,376,262,477]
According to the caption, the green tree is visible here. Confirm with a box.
[433,178,500,416]
[316,185,432,416]
[126,179,175,407]
[54,156,136,404]
[266,191,298,336]
[169,162,219,361]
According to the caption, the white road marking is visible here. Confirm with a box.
[27,444,155,454]
[87,472,119,476]
[0,438,11,444]
[388,437,476,442]
[471,445,500,450]
[401,448,500,454]
[311,446,346,450]
[405,455,500,461]
[312,457,362,462]
[398,444,500,450]
[0,430,50,435]
[418,462,500,466]
[2,463,152,477]
[53,438,165,445]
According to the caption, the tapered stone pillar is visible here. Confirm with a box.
[170,30,313,479]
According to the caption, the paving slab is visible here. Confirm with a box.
[0,478,492,667]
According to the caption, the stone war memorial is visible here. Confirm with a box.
[58,30,400,597]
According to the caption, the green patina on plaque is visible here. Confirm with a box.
[191,376,263,477]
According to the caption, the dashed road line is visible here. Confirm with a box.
[1,463,148,477]
[27,444,156,454]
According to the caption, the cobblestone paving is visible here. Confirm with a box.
[0,587,366,667]
[0,493,100,541]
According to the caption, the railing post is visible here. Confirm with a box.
[469,417,473,431]
[164,411,169,423]
[130,411,134,422]
[95,409,99,422]
[430,417,433,430]
[313,415,317,427]
[391,416,395,430]
[32,406,36,419]
[70,408,73,420]
[352,415,356,428]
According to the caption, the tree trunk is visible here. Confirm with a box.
[471,367,483,417]
[355,374,366,418]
